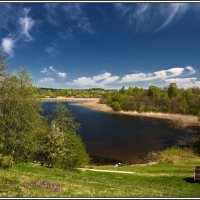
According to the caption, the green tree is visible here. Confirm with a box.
[147,86,161,99]
[39,103,89,169]
[110,101,121,111]
[119,86,125,94]
[168,83,179,99]
[0,69,46,163]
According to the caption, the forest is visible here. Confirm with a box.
[100,84,200,117]
[37,87,112,98]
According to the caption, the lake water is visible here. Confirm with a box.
[42,101,195,164]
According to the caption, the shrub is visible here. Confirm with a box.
[110,101,121,111]
[145,147,196,163]
[145,151,160,162]
[0,155,14,169]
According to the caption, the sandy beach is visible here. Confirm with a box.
[42,97,200,128]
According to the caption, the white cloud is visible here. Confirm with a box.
[38,77,55,84]
[0,6,36,57]
[165,77,200,88]
[40,66,67,79]
[185,66,196,75]
[1,37,15,56]
[19,8,35,41]
[49,66,56,72]
[57,72,67,78]
[72,72,119,87]
[119,67,185,83]
[40,67,48,74]
[70,66,198,89]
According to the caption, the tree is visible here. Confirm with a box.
[38,103,89,169]
[168,83,179,99]
[119,86,125,94]
[51,103,80,133]
[110,101,121,111]
[0,69,46,163]
[147,86,161,99]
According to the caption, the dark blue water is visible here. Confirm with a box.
[42,101,194,164]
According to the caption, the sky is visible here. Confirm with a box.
[1,3,200,89]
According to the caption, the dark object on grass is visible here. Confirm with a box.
[194,166,200,181]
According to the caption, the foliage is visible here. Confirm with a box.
[145,147,196,163]
[51,103,80,133]
[0,49,88,170]
[0,154,14,169]
[37,87,110,98]
[110,101,121,111]
[36,103,89,169]
[168,83,179,99]
[0,69,46,163]
[101,84,200,115]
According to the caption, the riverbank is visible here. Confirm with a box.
[42,97,200,128]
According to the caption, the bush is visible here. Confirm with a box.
[110,101,121,111]
[145,147,196,163]
[0,155,14,169]
[57,132,89,170]
[36,103,89,170]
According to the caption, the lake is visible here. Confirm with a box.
[42,101,195,164]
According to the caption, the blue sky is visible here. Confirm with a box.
[1,3,200,89]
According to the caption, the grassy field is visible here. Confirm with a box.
[1,156,200,198]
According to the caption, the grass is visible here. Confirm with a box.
[0,157,200,197]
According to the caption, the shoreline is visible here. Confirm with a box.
[42,97,200,128]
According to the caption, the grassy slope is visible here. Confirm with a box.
[1,157,200,198]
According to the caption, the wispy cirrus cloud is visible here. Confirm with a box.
[45,42,59,57]
[44,3,93,39]
[0,5,36,56]
[156,3,189,31]
[114,3,193,33]
[19,8,35,41]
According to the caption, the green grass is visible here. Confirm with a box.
[0,158,200,197]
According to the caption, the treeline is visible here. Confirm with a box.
[100,84,200,116]
[0,50,88,169]
[37,88,113,98]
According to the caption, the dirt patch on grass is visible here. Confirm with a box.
[28,180,62,192]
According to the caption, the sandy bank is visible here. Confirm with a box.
[73,99,200,128]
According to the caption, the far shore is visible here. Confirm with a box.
[42,97,200,128]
